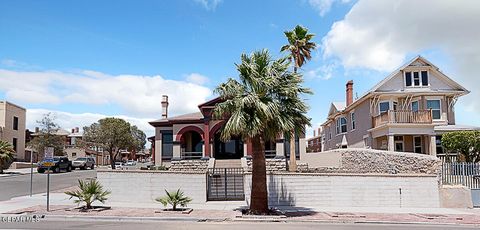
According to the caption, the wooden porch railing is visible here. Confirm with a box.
[372,110,432,127]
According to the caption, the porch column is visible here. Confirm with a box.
[246,138,253,156]
[203,121,210,158]
[172,141,181,160]
[275,138,285,158]
[429,135,437,156]
[387,135,394,151]
[154,139,162,166]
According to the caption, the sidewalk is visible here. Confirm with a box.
[0,168,37,177]
[1,192,479,226]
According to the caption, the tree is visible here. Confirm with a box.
[28,113,65,157]
[442,131,480,162]
[214,50,310,214]
[65,179,111,209]
[83,118,146,169]
[0,140,15,174]
[156,189,192,211]
[281,25,317,171]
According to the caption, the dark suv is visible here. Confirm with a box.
[37,156,72,173]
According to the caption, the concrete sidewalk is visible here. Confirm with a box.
[2,192,480,216]
[0,168,37,177]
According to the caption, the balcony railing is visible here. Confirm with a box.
[181,151,203,160]
[373,110,432,127]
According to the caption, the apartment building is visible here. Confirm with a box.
[0,101,26,160]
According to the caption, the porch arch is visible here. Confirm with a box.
[175,125,204,141]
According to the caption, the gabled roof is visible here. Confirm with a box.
[328,102,346,117]
[149,112,203,124]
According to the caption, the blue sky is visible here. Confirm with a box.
[1,0,480,138]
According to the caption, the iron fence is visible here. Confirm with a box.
[207,168,245,201]
[441,162,480,189]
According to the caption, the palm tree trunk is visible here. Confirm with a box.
[289,131,297,172]
[250,136,268,214]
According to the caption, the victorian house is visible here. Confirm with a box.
[321,56,478,156]
[149,96,306,166]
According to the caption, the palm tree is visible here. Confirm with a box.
[281,25,317,171]
[156,189,192,211]
[214,50,310,214]
[65,179,111,209]
[0,140,15,174]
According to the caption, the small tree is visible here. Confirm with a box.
[28,113,65,157]
[156,189,192,211]
[0,140,15,174]
[65,179,111,209]
[83,118,146,169]
[442,131,480,163]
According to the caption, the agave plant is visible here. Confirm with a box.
[156,189,192,211]
[0,140,15,174]
[65,179,111,209]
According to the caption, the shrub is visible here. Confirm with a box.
[65,179,111,209]
[0,140,15,174]
[156,189,192,211]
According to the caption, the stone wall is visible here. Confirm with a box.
[244,173,440,208]
[300,149,441,175]
[169,159,209,172]
[245,158,287,172]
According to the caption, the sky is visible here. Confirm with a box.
[1,0,480,139]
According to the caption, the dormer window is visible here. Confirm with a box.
[405,71,428,87]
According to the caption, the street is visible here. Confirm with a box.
[0,170,96,201]
[0,220,478,230]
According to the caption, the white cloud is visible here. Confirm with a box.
[305,62,338,80]
[321,0,480,115]
[0,69,212,118]
[27,109,156,138]
[194,0,223,11]
[185,73,209,85]
[308,0,351,17]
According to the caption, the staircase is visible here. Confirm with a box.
[214,159,242,168]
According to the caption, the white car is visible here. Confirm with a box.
[126,160,137,166]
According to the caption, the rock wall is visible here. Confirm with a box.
[169,159,209,172]
[300,149,441,175]
[245,158,287,172]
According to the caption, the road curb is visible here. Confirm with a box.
[37,214,480,227]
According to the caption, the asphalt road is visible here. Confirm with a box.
[0,170,97,201]
[0,220,477,230]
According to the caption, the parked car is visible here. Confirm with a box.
[72,157,95,170]
[114,161,123,169]
[37,156,72,173]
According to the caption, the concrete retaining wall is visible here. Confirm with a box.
[97,170,207,205]
[244,173,440,208]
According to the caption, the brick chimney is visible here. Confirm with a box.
[161,95,169,119]
[346,80,354,107]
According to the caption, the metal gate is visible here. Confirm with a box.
[207,168,245,201]
[441,162,480,207]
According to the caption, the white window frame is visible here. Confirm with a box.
[411,100,420,112]
[378,101,390,114]
[404,70,429,88]
[336,117,347,135]
[426,99,442,120]
[350,111,356,131]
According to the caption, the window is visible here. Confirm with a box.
[414,136,422,153]
[411,101,419,112]
[12,138,17,152]
[328,127,332,140]
[379,101,390,114]
[336,117,347,134]
[350,112,356,130]
[161,131,173,160]
[405,71,429,87]
[427,99,441,119]
[435,136,444,154]
[72,152,77,157]
[13,116,18,130]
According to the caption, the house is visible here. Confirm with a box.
[306,127,322,153]
[149,95,306,166]
[0,101,26,161]
[321,56,479,156]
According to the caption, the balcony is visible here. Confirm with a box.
[373,110,432,128]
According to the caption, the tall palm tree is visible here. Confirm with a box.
[214,50,310,214]
[281,25,316,171]
[0,140,15,174]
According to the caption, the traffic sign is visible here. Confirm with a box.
[43,147,54,167]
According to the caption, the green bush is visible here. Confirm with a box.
[65,179,111,209]
[0,140,15,174]
[156,189,192,211]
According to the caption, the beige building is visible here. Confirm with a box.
[321,56,479,155]
[0,101,26,160]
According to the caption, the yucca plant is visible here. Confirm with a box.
[156,189,192,211]
[65,179,111,209]
[0,140,15,174]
